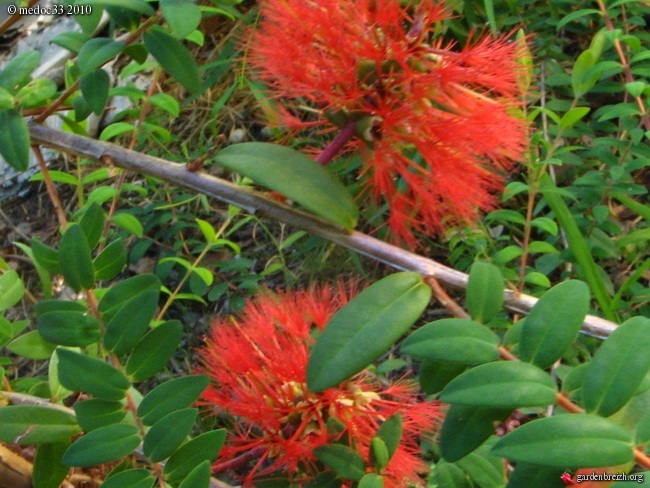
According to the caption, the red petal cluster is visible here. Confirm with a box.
[198,284,442,486]
[250,0,528,248]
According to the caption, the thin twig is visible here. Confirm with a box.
[31,145,68,230]
[26,121,619,339]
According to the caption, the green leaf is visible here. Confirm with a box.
[214,142,359,229]
[111,212,143,237]
[87,0,155,14]
[583,317,650,417]
[571,49,599,97]
[418,360,467,395]
[99,274,161,321]
[466,262,504,324]
[440,405,511,462]
[307,272,430,392]
[440,362,558,408]
[73,399,126,432]
[0,50,41,91]
[559,107,590,129]
[148,93,180,117]
[57,349,130,400]
[610,471,650,486]
[59,225,95,292]
[143,27,201,94]
[518,280,590,369]
[31,239,61,274]
[80,69,110,115]
[160,0,202,38]
[33,440,71,488]
[62,424,140,467]
[376,414,402,461]
[138,375,209,426]
[126,320,183,381]
[314,445,366,481]
[143,408,198,462]
[435,463,469,488]
[38,310,102,346]
[6,330,57,359]
[0,109,30,171]
[455,445,504,488]
[369,437,389,470]
[15,78,57,108]
[51,31,90,53]
[104,289,159,356]
[178,461,211,488]
[100,122,136,141]
[491,414,634,468]
[94,238,127,280]
[77,38,125,75]
[542,176,614,319]
[358,473,384,488]
[400,318,500,364]
[0,270,24,311]
[507,464,566,488]
[0,406,80,444]
[101,469,155,488]
[163,430,226,482]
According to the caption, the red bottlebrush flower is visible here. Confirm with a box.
[198,284,442,487]
[249,0,528,248]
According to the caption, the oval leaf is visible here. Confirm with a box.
[101,469,155,488]
[81,69,110,116]
[466,262,504,324]
[104,288,159,356]
[57,348,130,400]
[518,280,590,369]
[93,238,127,280]
[314,444,366,481]
[178,461,211,488]
[59,225,95,292]
[99,274,161,321]
[583,317,650,417]
[62,424,140,467]
[0,109,30,171]
[33,440,71,488]
[77,38,125,76]
[163,430,226,482]
[492,414,634,468]
[401,318,500,364]
[126,320,183,382]
[307,272,431,392]
[38,310,102,346]
[0,406,80,445]
[440,361,558,408]
[73,399,127,432]
[143,408,198,462]
[160,0,201,38]
[0,269,25,311]
[214,142,359,229]
[138,375,209,426]
[143,27,200,94]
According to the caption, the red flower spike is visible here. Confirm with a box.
[249,0,528,248]
[198,284,442,487]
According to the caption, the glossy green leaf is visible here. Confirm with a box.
[369,437,389,471]
[314,444,366,481]
[163,430,226,482]
[358,473,384,488]
[80,69,110,116]
[376,414,402,461]
[307,272,430,392]
[51,31,90,53]
[0,50,41,91]
[455,445,503,488]
[160,0,201,38]
[435,463,469,488]
[6,330,57,359]
[143,27,200,94]
[518,280,590,368]
[31,239,61,274]
[148,93,180,117]
[57,349,130,400]
[418,360,467,395]
[215,142,359,229]
[0,406,80,444]
[440,405,511,462]
[0,269,24,311]
[13,242,52,299]
[440,362,557,408]
[73,399,126,432]
[77,38,125,75]
[492,414,634,468]
[33,440,71,488]
[100,122,136,141]
[138,375,209,426]
[59,225,95,292]
[93,238,127,280]
[143,408,198,462]
[178,461,211,488]
[583,317,650,417]
[466,262,504,324]
[111,212,143,237]
[35,299,87,315]
[38,310,101,346]
[400,318,500,364]
[126,320,183,381]
[16,78,57,108]
[0,109,30,171]
[571,49,599,97]
[99,274,161,321]
[559,107,591,129]
[104,289,159,356]
[101,469,155,488]
[507,464,566,488]
[62,424,140,467]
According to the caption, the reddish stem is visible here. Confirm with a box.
[315,120,357,165]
